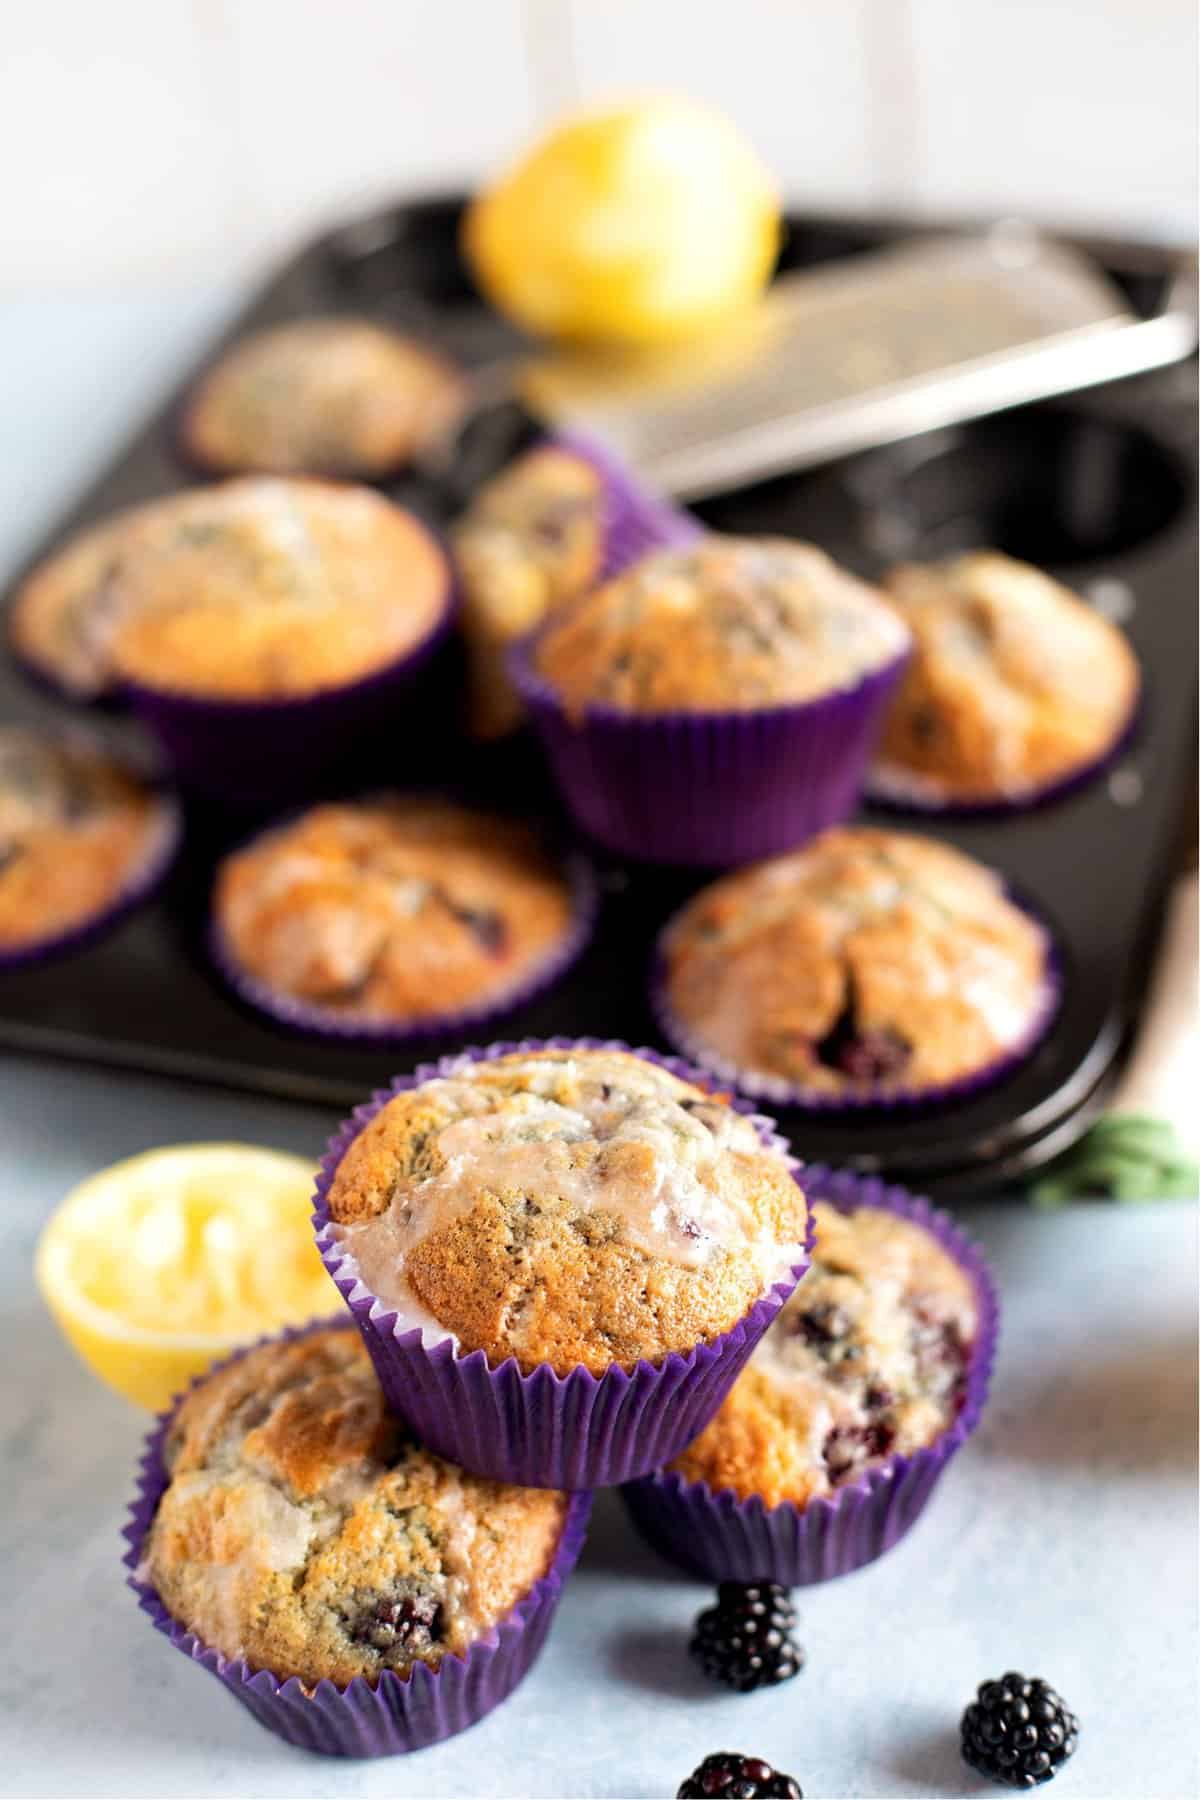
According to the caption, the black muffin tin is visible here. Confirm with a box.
[1,196,1195,1195]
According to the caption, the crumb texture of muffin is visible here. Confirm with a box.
[533,537,909,717]
[141,1327,568,1688]
[875,551,1140,801]
[661,826,1051,1096]
[327,1048,807,1375]
[452,446,607,737]
[214,799,577,1025]
[669,1200,977,1508]
[0,729,171,951]
[103,477,448,700]
[182,317,466,477]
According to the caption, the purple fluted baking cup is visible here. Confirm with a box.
[313,1037,814,1490]
[552,431,702,580]
[119,577,456,807]
[650,883,1064,1115]
[621,1165,999,1586]
[207,821,599,1048]
[509,632,911,867]
[123,1317,592,1759]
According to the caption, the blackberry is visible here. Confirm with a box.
[690,1583,804,1692]
[677,1751,803,1798]
[961,1672,1079,1788]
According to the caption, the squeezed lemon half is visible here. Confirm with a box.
[35,1143,333,1411]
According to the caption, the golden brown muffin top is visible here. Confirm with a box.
[0,729,172,950]
[534,537,910,716]
[874,551,1140,801]
[453,447,607,739]
[669,1200,977,1508]
[662,827,1051,1096]
[213,798,577,1025]
[140,1327,567,1688]
[104,477,448,699]
[327,1047,807,1376]
[182,317,467,477]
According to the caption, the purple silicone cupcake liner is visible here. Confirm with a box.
[650,887,1064,1115]
[313,1037,814,1490]
[123,1317,593,1759]
[552,431,703,580]
[119,572,457,807]
[207,821,599,1048]
[509,632,911,867]
[621,1165,999,1586]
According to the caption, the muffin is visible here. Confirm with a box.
[512,537,911,864]
[656,827,1057,1105]
[621,1171,998,1586]
[0,728,177,964]
[872,551,1140,807]
[211,798,591,1039]
[179,317,467,478]
[452,446,608,738]
[315,1042,810,1487]
[129,1324,589,1755]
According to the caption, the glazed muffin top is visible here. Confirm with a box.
[213,798,578,1026]
[669,1200,978,1508]
[327,1047,807,1376]
[140,1327,567,1688]
[181,317,467,478]
[0,728,173,951]
[660,827,1052,1096]
[105,478,448,700]
[874,551,1140,801]
[533,537,910,716]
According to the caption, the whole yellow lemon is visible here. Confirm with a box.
[464,94,782,345]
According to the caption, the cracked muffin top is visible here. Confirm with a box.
[0,729,173,952]
[533,537,909,716]
[873,552,1140,802]
[452,446,607,738]
[140,1327,567,1688]
[327,1047,807,1375]
[660,827,1052,1097]
[213,799,578,1026]
[180,317,467,478]
[668,1200,977,1508]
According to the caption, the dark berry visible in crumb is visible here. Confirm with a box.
[677,1751,803,1798]
[822,1419,896,1483]
[814,992,912,1084]
[455,904,509,956]
[347,1590,443,1655]
[690,1583,804,1693]
[961,1672,1079,1787]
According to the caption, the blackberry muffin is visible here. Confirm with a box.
[138,1326,569,1688]
[212,798,584,1034]
[0,728,176,960]
[658,826,1055,1101]
[533,536,910,717]
[666,1198,978,1508]
[873,551,1140,805]
[452,446,607,738]
[180,317,467,479]
[326,1046,807,1377]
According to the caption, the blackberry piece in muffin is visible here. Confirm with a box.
[668,1200,978,1508]
[180,317,467,478]
[451,446,607,738]
[0,728,175,957]
[213,798,580,1030]
[659,827,1054,1099]
[139,1326,568,1687]
[873,551,1140,804]
[326,1047,807,1376]
[533,536,910,717]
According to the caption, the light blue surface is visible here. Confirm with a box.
[0,295,1197,1799]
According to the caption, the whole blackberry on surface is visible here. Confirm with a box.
[961,1672,1080,1787]
[690,1583,804,1692]
[677,1750,803,1798]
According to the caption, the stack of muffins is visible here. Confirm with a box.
[5,300,1140,1761]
